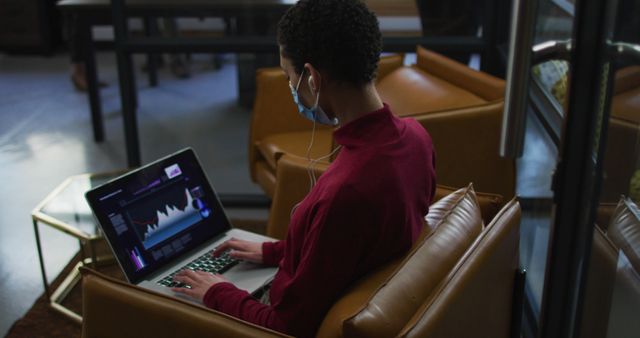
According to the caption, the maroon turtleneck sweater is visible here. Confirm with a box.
[203,104,436,337]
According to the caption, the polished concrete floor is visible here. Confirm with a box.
[0,50,557,336]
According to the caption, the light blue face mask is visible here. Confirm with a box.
[289,70,338,126]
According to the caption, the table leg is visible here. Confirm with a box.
[111,0,141,167]
[82,18,105,143]
[128,54,139,110]
[144,16,159,87]
[116,51,141,167]
[89,238,98,268]
[33,219,51,301]
[79,238,88,264]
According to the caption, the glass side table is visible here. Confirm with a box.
[31,171,125,323]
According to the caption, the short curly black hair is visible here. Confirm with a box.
[277,0,382,86]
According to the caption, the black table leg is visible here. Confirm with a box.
[116,51,141,167]
[111,0,141,167]
[82,18,105,142]
[129,53,139,110]
[123,52,141,167]
[144,16,159,87]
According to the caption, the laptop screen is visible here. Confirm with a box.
[86,148,231,284]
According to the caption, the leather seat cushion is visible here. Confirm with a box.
[377,66,486,117]
[256,130,334,171]
[339,184,484,338]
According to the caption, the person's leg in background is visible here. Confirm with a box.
[164,17,191,79]
[67,13,107,91]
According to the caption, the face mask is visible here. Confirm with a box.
[289,70,338,126]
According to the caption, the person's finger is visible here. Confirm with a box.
[229,250,255,261]
[213,238,240,256]
[173,273,196,286]
[180,269,203,279]
[194,270,215,278]
[172,287,197,298]
[212,243,230,256]
[175,269,203,283]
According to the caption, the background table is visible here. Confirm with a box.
[59,0,497,168]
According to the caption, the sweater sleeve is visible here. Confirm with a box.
[202,282,287,333]
[203,186,374,338]
[262,240,285,267]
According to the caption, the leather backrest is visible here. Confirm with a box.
[80,268,290,338]
[377,66,487,117]
[267,154,330,239]
[413,101,516,199]
[397,198,521,338]
[327,185,483,338]
[415,46,505,102]
[608,197,640,273]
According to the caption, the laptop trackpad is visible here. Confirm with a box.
[224,262,277,294]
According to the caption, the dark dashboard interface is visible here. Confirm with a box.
[86,149,230,284]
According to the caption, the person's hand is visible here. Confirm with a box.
[172,269,228,302]
[214,238,263,264]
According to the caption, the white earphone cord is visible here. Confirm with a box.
[291,119,342,219]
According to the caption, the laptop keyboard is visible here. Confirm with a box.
[157,249,239,288]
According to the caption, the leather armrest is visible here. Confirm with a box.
[80,267,290,338]
[376,53,405,82]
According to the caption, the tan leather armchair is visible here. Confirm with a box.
[581,196,640,338]
[249,46,513,200]
[266,154,504,240]
[80,185,521,338]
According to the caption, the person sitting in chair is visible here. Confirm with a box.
[173,1,436,336]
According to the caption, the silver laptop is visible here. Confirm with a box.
[85,148,277,302]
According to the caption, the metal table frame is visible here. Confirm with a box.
[31,172,120,323]
[60,0,502,168]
